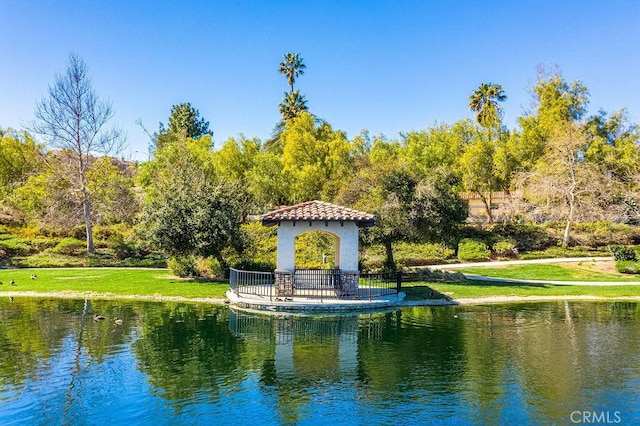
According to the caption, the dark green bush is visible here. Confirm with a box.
[463,223,555,252]
[52,237,86,255]
[609,245,637,262]
[416,268,466,282]
[108,235,135,259]
[458,238,491,261]
[230,258,276,273]
[615,261,640,274]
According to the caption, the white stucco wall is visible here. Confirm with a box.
[276,221,360,271]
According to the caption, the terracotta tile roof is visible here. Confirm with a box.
[261,200,376,227]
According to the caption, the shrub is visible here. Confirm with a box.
[615,261,640,274]
[394,242,454,266]
[488,223,555,252]
[18,252,87,267]
[609,245,637,262]
[416,268,466,282]
[52,237,86,255]
[573,221,640,246]
[30,238,59,251]
[167,255,198,277]
[230,258,276,273]
[0,238,32,256]
[196,257,223,278]
[458,238,491,262]
[492,238,518,258]
[107,235,135,259]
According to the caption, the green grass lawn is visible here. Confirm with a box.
[402,281,640,300]
[458,263,640,282]
[0,268,229,299]
[2,265,639,304]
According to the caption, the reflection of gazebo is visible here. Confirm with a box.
[261,200,375,297]
[228,201,404,310]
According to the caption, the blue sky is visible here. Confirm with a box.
[1,1,639,160]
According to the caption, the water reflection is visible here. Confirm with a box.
[0,299,639,425]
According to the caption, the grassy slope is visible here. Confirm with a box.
[458,263,640,282]
[0,268,229,299]
[402,281,640,300]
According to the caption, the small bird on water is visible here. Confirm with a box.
[114,317,123,326]
[10,279,16,286]
[30,274,37,279]
[93,314,106,321]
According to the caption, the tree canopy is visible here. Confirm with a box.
[155,103,212,150]
[3,56,639,272]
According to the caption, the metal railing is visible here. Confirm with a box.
[358,272,401,300]
[292,269,346,299]
[230,268,401,301]
[229,268,275,299]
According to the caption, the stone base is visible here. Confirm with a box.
[274,270,294,297]
[337,270,359,296]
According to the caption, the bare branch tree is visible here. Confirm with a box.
[515,124,621,246]
[30,53,125,253]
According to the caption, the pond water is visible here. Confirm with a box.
[0,298,639,425]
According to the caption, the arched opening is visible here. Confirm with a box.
[294,230,339,269]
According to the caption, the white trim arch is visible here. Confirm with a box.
[276,221,360,272]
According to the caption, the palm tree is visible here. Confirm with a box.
[279,53,306,93]
[278,90,308,120]
[469,83,507,128]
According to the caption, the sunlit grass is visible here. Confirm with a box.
[402,281,640,300]
[2,264,639,304]
[457,263,640,282]
[0,268,229,299]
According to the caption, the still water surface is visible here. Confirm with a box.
[0,298,639,425]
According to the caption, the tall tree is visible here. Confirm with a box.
[517,124,616,246]
[469,83,507,129]
[30,53,123,253]
[280,112,353,202]
[278,91,308,121]
[0,129,42,203]
[466,84,508,222]
[155,103,212,150]
[338,160,468,270]
[279,52,306,93]
[276,52,309,124]
[138,136,244,269]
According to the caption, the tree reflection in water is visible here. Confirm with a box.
[0,299,639,424]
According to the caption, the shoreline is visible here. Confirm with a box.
[3,290,640,307]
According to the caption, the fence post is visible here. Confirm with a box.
[396,271,402,294]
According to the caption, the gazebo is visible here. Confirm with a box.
[261,200,375,297]
[228,200,403,311]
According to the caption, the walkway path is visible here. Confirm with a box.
[421,256,613,270]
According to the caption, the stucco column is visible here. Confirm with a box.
[276,222,296,271]
[333,235,341,269]
[333,222,359,271]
